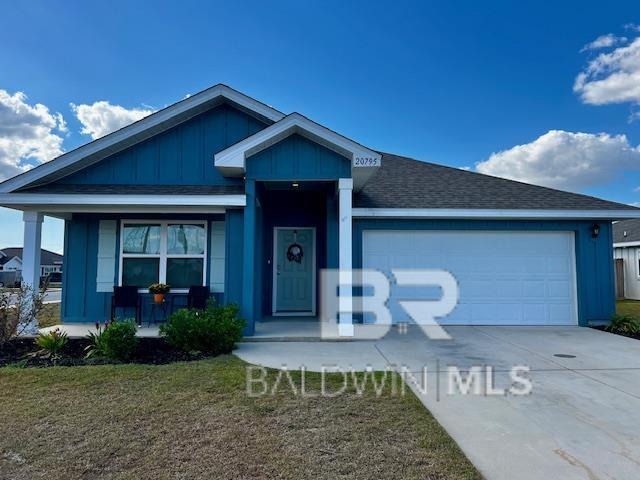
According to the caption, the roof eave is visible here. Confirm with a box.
[0,84,285,193]
[352,208,640,220]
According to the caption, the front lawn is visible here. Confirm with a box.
[0,356,480,480]
[616,299,640,321]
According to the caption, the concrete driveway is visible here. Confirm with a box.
[236,326,640,480]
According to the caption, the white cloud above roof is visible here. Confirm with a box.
[71,101,155,140]
[0,89,66,181]
[476,130,640,191]
[574,36,640,108]
[580,33,627,52]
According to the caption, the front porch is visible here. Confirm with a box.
[38,316,324,341]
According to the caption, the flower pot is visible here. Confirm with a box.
[153,293,165,304]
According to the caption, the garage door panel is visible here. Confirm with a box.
[362,230,577,326]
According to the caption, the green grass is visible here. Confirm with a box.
[616,300,640,321]
[0,356,480,480]
[37,302,60,328]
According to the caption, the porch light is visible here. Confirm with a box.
[292,182,299,187]
[591,223,600,238]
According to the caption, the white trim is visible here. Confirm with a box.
[338,178,354,336]
[214,113,381,190]
[272,226,317,316]
[636,248,640,280]
[352,208,640,220]
[0,85,284,193]
[22,211,43,289]
[613,241,640,248]
[118,220,208,293]
[0,194,246,207]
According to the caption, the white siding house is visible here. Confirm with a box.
[613,219,640,300]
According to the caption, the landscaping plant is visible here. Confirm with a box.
[85,319,138,361]
[148,283,171,294]
[34,328,68,360]
[160,302,245,355]
[0,282,48,348]
[606,314,640,335]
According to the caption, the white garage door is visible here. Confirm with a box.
[362,230,578,325]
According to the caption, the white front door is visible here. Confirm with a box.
[362,230,578,325]
[273,227,316,315]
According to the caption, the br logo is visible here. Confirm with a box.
[320,269,459,340]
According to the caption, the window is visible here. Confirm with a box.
[120,221,207,290]
[637,249,640,279]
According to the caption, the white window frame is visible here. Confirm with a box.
[636,248,640,279]
[119,220,208,293]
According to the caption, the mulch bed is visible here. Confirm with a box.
[0,337,207,367]
[591,325,640,341]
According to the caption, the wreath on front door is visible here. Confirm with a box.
[286,243,304,263]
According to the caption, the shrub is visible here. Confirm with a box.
[85,319,138,361]
[34,328,68,359]
[160,302,245,355]
[606,314,640,335]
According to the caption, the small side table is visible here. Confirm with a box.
[149,299,169,326]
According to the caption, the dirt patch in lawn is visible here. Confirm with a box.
[0,356,481,480]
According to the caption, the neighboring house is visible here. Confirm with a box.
[613,219,640,300]
[0,84,637,334]
[0,248,63,276]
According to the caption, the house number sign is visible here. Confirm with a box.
[353,156,380,167]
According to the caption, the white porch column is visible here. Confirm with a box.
[21,211,43,335]
[22,211,43,289]
[338,178,353,336]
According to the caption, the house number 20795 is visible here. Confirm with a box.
[354,156,380,166]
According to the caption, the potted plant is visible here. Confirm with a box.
[149,283,170,303]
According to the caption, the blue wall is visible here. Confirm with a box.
[353,219,615,326]
[62,213,226,324]
[58,104,266,185]
[246,134,350,180]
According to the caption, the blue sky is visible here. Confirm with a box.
[0,0,639,253]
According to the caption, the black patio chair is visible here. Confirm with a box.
[111,286,141,324]
[187,286,210,310]
[169,286,210,313]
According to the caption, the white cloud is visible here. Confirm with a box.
[476,130,640,191]
[624,23,640,32]
[580,33,627,52]
[71,101,155,140]
[574,37,640,106]
[0,89,66,181]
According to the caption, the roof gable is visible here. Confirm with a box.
[214,113,381,190]
[0,84,284,193]
[36,103,264,187]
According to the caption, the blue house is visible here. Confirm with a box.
[0,84,637,335]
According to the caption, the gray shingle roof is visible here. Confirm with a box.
[613,219,640,243]
[19,184,244,195]
[354,153,638,211]
[0,248,62,265]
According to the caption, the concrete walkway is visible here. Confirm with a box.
[235,326,640,480]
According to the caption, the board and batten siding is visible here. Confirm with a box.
[62,215,230,323]
[246,133,350,181]
[56,104,267,186]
